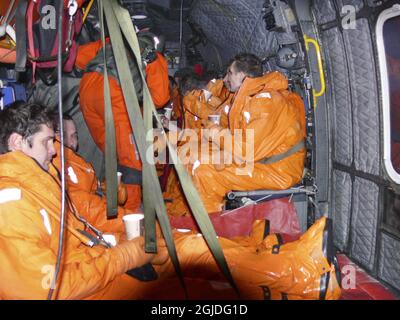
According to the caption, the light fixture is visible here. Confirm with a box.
[131,14,148,19]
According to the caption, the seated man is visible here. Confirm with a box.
[0,102,339,300]
[162,72,233,214]
[179,73,233,130]
[52,115,127,233]
[77,31,170,212]
[168,53,306,215]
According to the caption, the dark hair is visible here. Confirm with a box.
[174,67,193,80]
[0,101,56,154]
[168,75,177,87]
[179,73,207,95]
[63,113,73,121]
[53,113,74,134]
[232,53,263,78]
[204,70,220,83]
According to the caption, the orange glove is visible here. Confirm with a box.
[100,182,128,206]
[150,237,170,265]
[113,236,155,270]
[117,184,127,206]
[117,234,169,269]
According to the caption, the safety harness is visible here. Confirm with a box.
[258,139,305,165]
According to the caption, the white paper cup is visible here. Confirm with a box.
[117,172,122,185]
[123,213,144,240]
[164,107,173,120]
[208,114,221,125]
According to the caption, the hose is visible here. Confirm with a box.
[47,1,67,301]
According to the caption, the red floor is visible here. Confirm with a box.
[338,254,398,300]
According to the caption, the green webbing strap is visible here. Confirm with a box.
[99,0,118,218]
[110,1,240,297]
[103,0,157,253]
[103,0,187,295]
[258,140,305,165]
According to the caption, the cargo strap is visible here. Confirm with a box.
[105,0,239,297]
[258,140,305,165]
[109,1,240,297]
[271,233,283,255]
[99,0,118,218]
[117,164,142,185]
[102,0,184,295]
[15,0,28,72]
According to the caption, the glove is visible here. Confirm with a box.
[112,236,154,272]
[117,184,127,206]
[100,182,128,206]
[150,237,170,265]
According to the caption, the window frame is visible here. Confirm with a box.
[376,4,400,184]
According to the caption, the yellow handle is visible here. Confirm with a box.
[304,35,326,108]
[82,0,95,23]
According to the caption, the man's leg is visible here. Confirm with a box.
[155,217,340,300]
[115,122,142,212]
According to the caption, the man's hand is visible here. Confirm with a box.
[117,184,127,205]
[150,237,170,265]
[129,236,170,266]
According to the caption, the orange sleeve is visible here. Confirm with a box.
[69,189,126,234]
[0,198,150,299]
[79,72,113,152]
[207,79,224,97]
[171,87,183,119]
[145,52,170,108]
[75,39,104,71]
[183,91,222,120]
[212,93,302,162]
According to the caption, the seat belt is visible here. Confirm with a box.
[98,0,118,219]
[109,1,240,297]
[258,139,305,165]
[102,0,185,295]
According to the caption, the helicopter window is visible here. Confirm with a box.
[377,8,400,184]
[378,7,400,235]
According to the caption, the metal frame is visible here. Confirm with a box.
[376,4,400,185]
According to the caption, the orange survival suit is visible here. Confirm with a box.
[169,71,306,215]
[0,151,340,300]
[0,151,165,299]
[164,79,233,214]
[77,39,170,211]
[52,140,125,233]
[182,79,233,130]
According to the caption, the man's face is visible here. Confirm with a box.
[63,119,78,151]
[21,124,56,171]
[225,62,246,92]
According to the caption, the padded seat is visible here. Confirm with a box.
[225,186,315,233]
